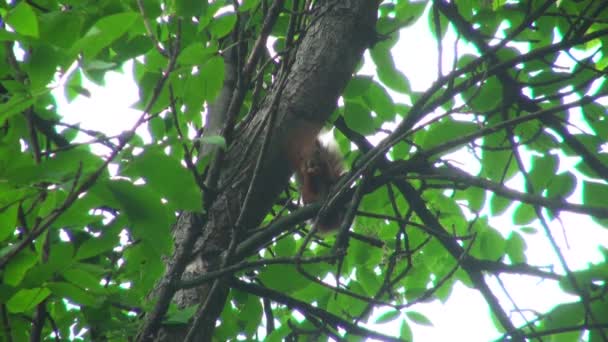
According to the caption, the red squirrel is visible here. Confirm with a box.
[286,126,346,232]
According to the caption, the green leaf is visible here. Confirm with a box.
[582,181,608,206]
[406,311,433,326]
[505,232,526,264]
[6,287,51,313]
[481,149,517,182]
[0,203,18,242]
[466,76,502,112]
[75,225,121,261]
[209,13,237,38]
[6,2,39,38]
[47,281,101,307]
[239,294,263,335]
[0,94,35,123]
[375,310,400,324]
[46,242,75,272]
[395,1,427,25]
[240,0,261,12]
[582,181,608,227]
[38,12,83,49]
[465,187,486,212]
[477,226,506,260]
[344,101,375,135]
[174,0,207,17]
[377,66,410,94]
[528,154,558,191]
[6,147,102,185]
[127,148,202,211]
[199,135,226,149]
[519,226,537,234]
[73,12,139,59]
[184,56,225,116]
[428,10,448,40]
[258,265,308,293]
[357,266,380,296]
[489,194,511,216]
[513,203,536,225]
[273,235,295,256]
[546,172,576,199]
[363,81,395,120]
[62,267,104,292]
[101,180,172,255]
[422,118,478,152]
[543,302,584,332]
[178,42,216,66]
[3,250,37,286]
[165,305,197,324]
[24,44,63,89]
[344,75,373,99]
[399,319,413,340]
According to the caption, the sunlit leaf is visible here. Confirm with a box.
[6,287,51,313]
[6,2,39,38]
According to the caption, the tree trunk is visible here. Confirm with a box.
[154,2,379,340]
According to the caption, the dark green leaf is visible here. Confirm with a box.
[184,56,225,117]
[209,13,237,38]
[344,101,375,135]
[467,76,502,112]
[72,12,138,59]
[363,81,395,120]
[127,148,202,211]
[39,12,83,49]
[0,202,18,242]
[344,75,373,99]
[47,281,101,307]
[546,172,576,199]
[505,232,526,264]
[528,154,558,191]
[96,180,172,255]
[259,265,308,293]
[475,225,506,260]
[422,118,478,152]
[3,250,37,286]
[0,94,35,123]
[174,0,207,17]
[74,224,121,261]
[6,147,103,185]
[357,266,380,296]
[62,267,104,292]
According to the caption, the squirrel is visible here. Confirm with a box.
[286,127,346,232]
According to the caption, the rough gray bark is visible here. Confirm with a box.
[158,2,379,340]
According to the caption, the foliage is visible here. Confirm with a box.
[1,0,608,341]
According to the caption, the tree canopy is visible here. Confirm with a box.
[1,0,608,341]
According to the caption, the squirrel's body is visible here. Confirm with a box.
[286,127,346,232]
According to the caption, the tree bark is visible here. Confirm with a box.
[157,2,379,340]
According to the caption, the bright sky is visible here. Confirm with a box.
[50,6,608,342]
